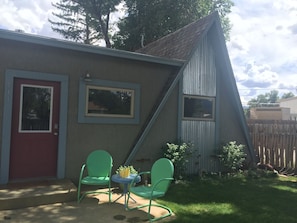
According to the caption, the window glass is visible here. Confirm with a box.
[183,95,215,120]
[86,86,134,118]
[78,79,140,124]
[20,85,53,132]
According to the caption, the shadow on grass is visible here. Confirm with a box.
[159,175,297,223]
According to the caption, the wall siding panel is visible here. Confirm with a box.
[183,38,216,96]
[181,36,218,174]
[182,121,217,174]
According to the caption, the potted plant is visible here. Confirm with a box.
[116,165,138,178]
[115,165,138,191]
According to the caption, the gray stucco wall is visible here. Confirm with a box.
[0,38,180,183]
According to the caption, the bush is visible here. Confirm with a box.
[163,142,194,180]
[218,141,246,173]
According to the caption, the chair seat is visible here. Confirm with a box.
[130,185,165,199]
[77,150,113,203]
[81,176,110,185]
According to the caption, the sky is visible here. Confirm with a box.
[0,0,296,106]
[227,0,297,105]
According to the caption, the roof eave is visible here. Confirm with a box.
[0,29,184,67]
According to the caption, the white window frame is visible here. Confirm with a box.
[19,84,53,133]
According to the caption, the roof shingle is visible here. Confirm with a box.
[136,12,216,60]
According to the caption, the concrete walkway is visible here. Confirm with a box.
[0,189,175,223]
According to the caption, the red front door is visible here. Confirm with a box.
[9,78,60,180]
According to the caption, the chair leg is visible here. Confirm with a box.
[127,195,173,222]
[108,185,112,203]
[147,199,153,222]
[78,183,112,204]
[77,182,88,203]
[77,182,82,203]
[149,203,173,222]
[126,192,138,210]
[127,191,130,204]
[77,182,81,203]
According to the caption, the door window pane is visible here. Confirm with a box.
[19,85,53,132]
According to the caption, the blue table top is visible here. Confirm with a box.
[112,174,141,184]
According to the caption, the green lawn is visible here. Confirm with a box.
[158,174,297,223]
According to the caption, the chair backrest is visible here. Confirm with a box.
[86,150,113,177]
[151,158,174,192]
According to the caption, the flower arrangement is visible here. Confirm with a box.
[116,165,138,178]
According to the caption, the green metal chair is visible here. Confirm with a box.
[127,158,174,222]
[77,150,113,203]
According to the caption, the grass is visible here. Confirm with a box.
[157,173,297,223]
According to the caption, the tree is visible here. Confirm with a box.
[247,90,280,108]
[82,0,121,47]
[281,92,295,99]
[49,0,94,44]
[245,90,295,118]
[247,90,295,108]
[49,0,120,47]
[112,0,234,51]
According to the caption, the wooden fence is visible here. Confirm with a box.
[247,119,297,174]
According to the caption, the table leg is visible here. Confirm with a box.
[113,183,138,209]
[113,193,124,203]
[123,183,128,208]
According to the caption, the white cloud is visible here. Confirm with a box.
[242,61,278,88]
[228,0,297,105]
[0,0,58,34]
[228,35,250,55]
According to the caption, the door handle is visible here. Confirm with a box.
[54,123,59,135]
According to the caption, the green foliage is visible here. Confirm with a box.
[49,0,120,47]
[113,0,234,51]
[247,90,280,108]
[247,90,295,109]
[281,92,295,99]
[218,141,246,173]
[245,90,295,118]
[246,168,278,179]
[49,0,234,50]
[163,142,194,180]
[116,165,138,174]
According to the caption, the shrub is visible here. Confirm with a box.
[163,142,194,180]
[218,141,246,173]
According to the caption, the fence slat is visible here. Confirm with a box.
[247,119,297,173]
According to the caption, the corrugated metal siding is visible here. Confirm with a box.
[183,37,216,96]
[182,121,217,174]
[181,36,218,174]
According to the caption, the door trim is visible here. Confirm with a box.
[1,69,68,184]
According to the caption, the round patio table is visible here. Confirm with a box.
[112,174,141,209]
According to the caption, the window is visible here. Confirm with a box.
[183,95,215,121]
[86,85,134,118]
[19,84,53,132]
[78,79,140,124]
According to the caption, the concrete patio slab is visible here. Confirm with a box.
[0,189,175,223]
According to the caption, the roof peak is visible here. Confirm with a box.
[136,12,219,60]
